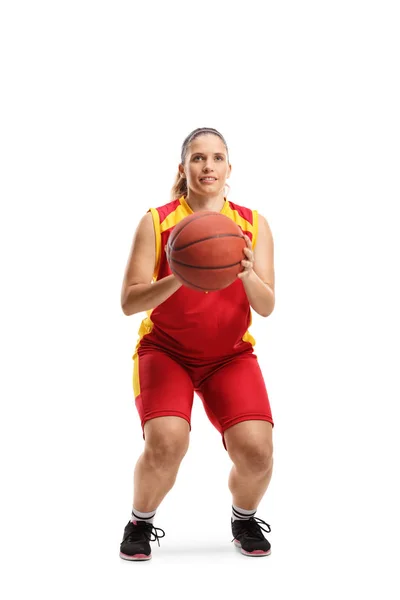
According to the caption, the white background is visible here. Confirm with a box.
[1,0,399,597]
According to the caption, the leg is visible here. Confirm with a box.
[197,353,274,556]
[133,349,194,512]
[121,415,190,562]
[224,420,273,509]
[134,416,190,511]
[197,352,274,508]
[226,421,273,556]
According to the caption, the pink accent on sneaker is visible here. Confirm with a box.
[120,552,151,561]
[243,549,270,555]
[130,520,137,525]
[234,540,271,556]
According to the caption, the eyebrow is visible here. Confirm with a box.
[191,152,226,156]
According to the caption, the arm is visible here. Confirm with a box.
[237,214,275,317]
[121,212,182,316]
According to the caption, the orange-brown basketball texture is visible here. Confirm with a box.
[166,211,246,292]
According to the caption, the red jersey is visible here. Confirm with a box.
[134,195,259,363]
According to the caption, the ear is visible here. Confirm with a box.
[226,163,232,179]
[178,163,185,177]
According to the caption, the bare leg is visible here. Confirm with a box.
[133,416,190,512]
[228,459,273,509]
[224,420,274,510]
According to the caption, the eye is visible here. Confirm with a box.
[193,155,203,161]
[215,156,224,161]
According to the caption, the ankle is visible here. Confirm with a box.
[232,504,257,521]
[131,506,157,524]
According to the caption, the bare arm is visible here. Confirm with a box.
[238,214,275,317]
[121,212,182,316]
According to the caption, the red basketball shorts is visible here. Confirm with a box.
[133,347,274,450]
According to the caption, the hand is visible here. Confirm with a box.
[237,234,254,280]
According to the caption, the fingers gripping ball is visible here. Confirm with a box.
[166,212,246,292]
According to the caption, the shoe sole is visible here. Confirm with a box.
[234,539,271,556]
[119,552,152,561]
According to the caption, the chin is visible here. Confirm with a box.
[197,185,224,195]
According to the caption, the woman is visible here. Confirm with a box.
[119,127,275,560]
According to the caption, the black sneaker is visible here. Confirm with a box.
[231,516,271,556]
[119,520,166,561]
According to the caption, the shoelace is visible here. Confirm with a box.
[231,516,271,542]
[124,522,166,548]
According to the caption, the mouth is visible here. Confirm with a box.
[199,177,218,183]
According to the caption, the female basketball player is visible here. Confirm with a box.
[119,127,275,560]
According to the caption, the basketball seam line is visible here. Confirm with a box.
[170,258,242,270]
[169,210,232,244]
[170,233,244,252]
[168,211,222,245]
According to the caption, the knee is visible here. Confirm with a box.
[144,430,189,470]
[143,416,190,469]
[230,442,273,474]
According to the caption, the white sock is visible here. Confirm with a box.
[131,506,156,524]
[232,504,257,522]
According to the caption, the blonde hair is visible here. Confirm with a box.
[171,127,230,201]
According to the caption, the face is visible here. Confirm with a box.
[179,134,231,197]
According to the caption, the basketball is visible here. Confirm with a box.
[166,211,246,292]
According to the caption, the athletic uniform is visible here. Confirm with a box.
[132,195,274,450]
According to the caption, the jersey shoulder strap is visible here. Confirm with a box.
[147,197,191,280]
[223,200,259,249]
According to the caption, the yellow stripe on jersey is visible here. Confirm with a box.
[242,330,256,346]
[132,312,154,357]
[149,208,161,281]
[161,203,191,234]
[221,202,258,247]
[133,353,140,397]
[242,309,256,346]
[252,210,259,250]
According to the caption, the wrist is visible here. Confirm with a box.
[241,269,257,285]
[170,274,183,288]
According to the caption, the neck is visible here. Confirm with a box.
[185,191,226,213]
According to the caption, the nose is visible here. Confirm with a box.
[203,162,214,172]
